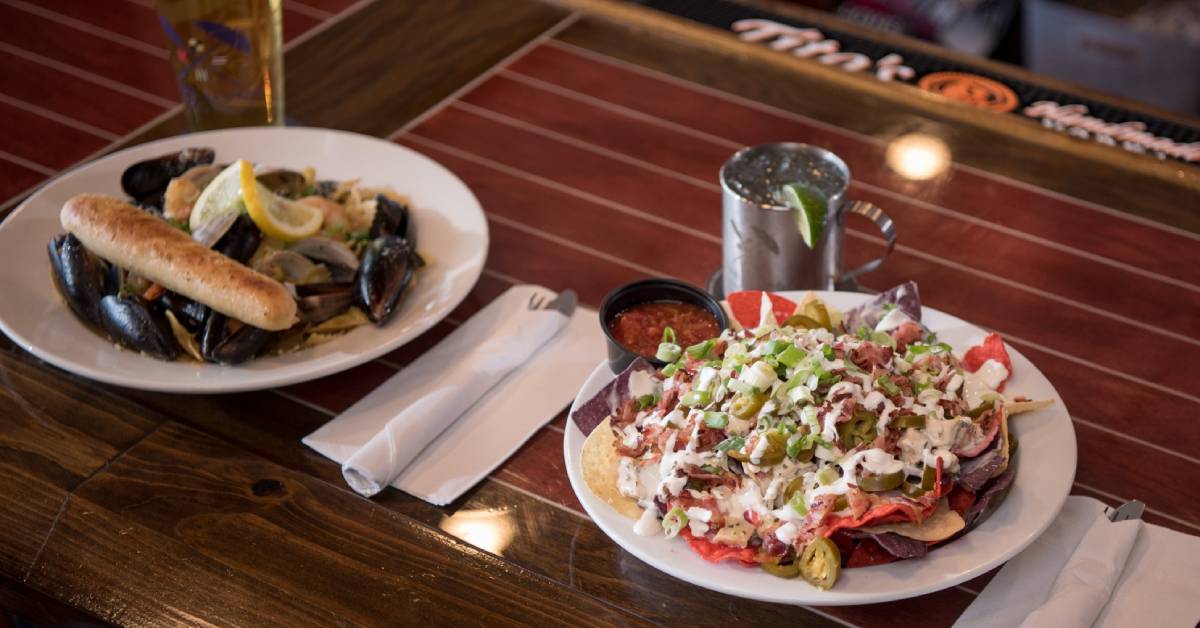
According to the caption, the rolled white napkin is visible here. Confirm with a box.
[956,496,1200,628]
[331,286,568,497]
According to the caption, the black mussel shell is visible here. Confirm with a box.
[214,214,263,264]
[121,147,215,206]
[315,180,339,198]
[353,235,416,324]
[99,295,179,360]
[48,233,109,327]
[200,312,274,365]
[158,291,210,333]
[298,289,354,325]
[256,169,309,199]
[369,194,414,244]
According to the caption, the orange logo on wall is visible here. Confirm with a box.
[918,72,1019,113]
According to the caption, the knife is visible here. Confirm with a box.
[1107,499,1145,523]
[543,289,577,317]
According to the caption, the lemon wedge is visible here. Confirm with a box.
[189,159,247,234]
[189,160,323,242]
[238,160,323,241]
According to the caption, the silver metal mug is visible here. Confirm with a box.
[719,143,896,293]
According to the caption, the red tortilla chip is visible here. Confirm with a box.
[727,291,797,328]
[962,333,1013,390]
[844,536,900,568]
[948,486,977,517]
[680,528,760,565]
[822,502,923,537]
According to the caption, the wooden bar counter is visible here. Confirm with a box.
[1,1,1197,625]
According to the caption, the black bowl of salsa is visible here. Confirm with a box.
[599,278,728,374]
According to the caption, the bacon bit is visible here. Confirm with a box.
[850,343,893,370]
[694,426,727,452]
[890,320,924,353]
[934,456,945,499]
[656,388,679,413]
[614,398,639,427]
[682,465,739,490]
[846,489,871,519]
[744,509,761,526]
[871,429,901,454]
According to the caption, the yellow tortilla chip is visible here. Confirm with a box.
[860,499,965,542]
[580,417,642,519]
[1006,399,1053,415]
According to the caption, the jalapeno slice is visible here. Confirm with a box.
[837,410,878,448]
[755,431,789,466]
[859,470,904,492]
[966,401,996,419]
[901,479,928,498]
[782,477,806,503]
[893,414,926,429]
[921,464,938,491]
[782,314,822,329]
[761,557,801,579]
[799,538,841,590]
[730,391,768,420]
[833,495,849,511]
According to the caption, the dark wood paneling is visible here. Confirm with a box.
[282,0,570,136]
[554,17,1200,233]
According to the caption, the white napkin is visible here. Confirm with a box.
[303,285,604,502]
[955,496,1200,628]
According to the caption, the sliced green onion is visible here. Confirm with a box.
[821,344,836,361]
[685,339,716,359]
[789,490,808,516]
[876,374,901,396]
[870,330,897,349]
[856,326,872,340]
[727,378,755,396]
[637,394,659,409]
[739,361,779,391]
[656,342,682,362]
[662,506,689,538]
[661,363,679,377]
[680,390,712,407]
[817,466,839,486]
[703,411,729,429]
[778,344,807,368]
[661,326,676,343]
[715,435,745,453]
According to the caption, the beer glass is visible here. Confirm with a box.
[155,0,285,129]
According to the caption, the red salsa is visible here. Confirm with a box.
[609,301,721,358]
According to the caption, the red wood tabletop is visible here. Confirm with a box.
[1,1,1198,626]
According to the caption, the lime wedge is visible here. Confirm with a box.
[781,182,828,249]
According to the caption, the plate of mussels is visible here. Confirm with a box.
[0,127,488,393]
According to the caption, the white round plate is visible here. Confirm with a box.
[0,127,487,393]
[564,291,1076,605]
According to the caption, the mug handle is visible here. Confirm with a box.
[838,200,896,283]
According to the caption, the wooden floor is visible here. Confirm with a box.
[1,1,1198,625]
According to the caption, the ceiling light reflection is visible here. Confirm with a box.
[886,133,951,180]
[439,508,516,556]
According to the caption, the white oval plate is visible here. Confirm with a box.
[0,127,487,393]
[564,291,1076,606]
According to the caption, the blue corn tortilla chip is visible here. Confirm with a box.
[956,433,1007,492]
[842,281,922,333]
[843,530,929,559]
[963,467,1016,529]
[570,358,656,436]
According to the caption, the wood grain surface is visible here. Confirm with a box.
[1,0,1198,626]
